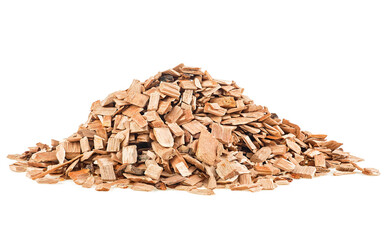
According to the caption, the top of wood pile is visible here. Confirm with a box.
[7,64,379,194]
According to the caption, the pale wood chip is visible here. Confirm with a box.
[362,168,380,176]
[159,82,181,99]
[216,160,238,180]
[80,137,91,153]
[182,90,194,105]
[211,122,235,144]
[182,154,205,172]
[122,105,143,118]
[9,163,27,172]
[254,165,274,175]
[151,142,175,160]
[144,164,163,180]
[314,154,326,168]
[82,176,95,188]
[31,151,58,162]
[256,179,276,190]
[123,174,158,184]
[273,158,296,172]
[147,92,160,111]
[130,183,156,192]
[189,188,215,195]
[221,117,258,125]
[204,102,227,117]
[292,165,316,179]
[165,106,183,123]
[286,139,301,154]
[126,93,149,108]
[94,135,105,150]
[210,97,236,108]
[196,130,219,166]
[35,176,60,184]
[93,106,117,116]
[182,120,207,135]
[270,145,287,155]
[333,171,356,176]
[95,183,112,191]
[106,136,122,152]
[251,147,272,163]
[167,122,185,137]
[153,127,174,148]
[97,158,116,181]
[122,145,137,164]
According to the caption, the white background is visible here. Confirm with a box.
[0,1,387,239]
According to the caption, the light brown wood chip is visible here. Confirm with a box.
[273,158,296,172]
[147,92,160,111]
[122,145,137,164]
[216,160,237,180]
[257,179,276,190]
[167,122,185,137]
[97,158,116,181]
[153,127,174,148]
[196,130,219,166]
[286,139,301,154]
[126,93,149,108]
[251,147,271,163]
[292,165,316,179]
[204,102,227,117]
[144,164,163,180]
[159,82,181,99]
[182,120,207,135]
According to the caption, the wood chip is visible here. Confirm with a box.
[31,151,58,162]
[196,130,219,166]
[286,139,301,154]
[80,137,91,153]
[292,165,316,179]
[251,147,271,163]
[257,179,276,190]
[126,93,149,108]
[122,145,137,164]
[159,82,181,99]
[273,158,296,172]
[97,158,116,181]
[211,123,235,144]
[144,164,163,180]
[153,127,174,148]
[147,92,160,111]
[167,122,184,137]
[314,154,326,168]
[216,160,237,180]
[204,103,227,117]
[182,120,207,135]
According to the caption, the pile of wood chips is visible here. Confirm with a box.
[7,64,379,194]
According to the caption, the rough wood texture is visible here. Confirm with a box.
[122,145,137,164]
[153,127,174,148]
[196,130,219,166]
[7,64,377,193]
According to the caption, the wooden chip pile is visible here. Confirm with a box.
[7,64,379,194]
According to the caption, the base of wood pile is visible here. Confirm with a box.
[7,64,380,195]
